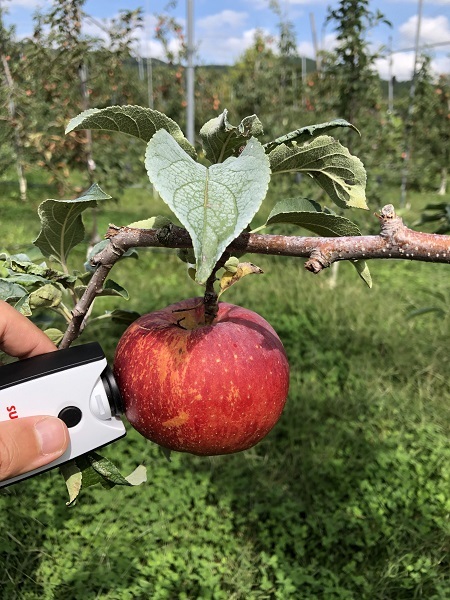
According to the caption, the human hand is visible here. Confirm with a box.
[0,301,69,482]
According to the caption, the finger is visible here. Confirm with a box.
[0,300,56,359]
[0,416,69,481]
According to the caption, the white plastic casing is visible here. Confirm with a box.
[0,345,126,488]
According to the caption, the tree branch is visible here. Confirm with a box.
[59,204,450,349]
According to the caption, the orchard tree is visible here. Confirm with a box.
[1,104,449,502]
[318,0,390,140]
[268,0,299,112]
[410,57,450,194]
[16,0,143,195]
[228,31,280,135]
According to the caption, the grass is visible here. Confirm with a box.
[0,180,449,599]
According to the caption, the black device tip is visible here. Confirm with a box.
[101,366,124,416]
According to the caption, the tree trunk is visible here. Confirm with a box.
[1,53,27,201]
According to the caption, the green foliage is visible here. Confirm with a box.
[200,110,263,163]
[66,105,196,159]
[408,59,450,192]
[63,104,368,288]
[34,184,111,265]
[268,135,367,209]
[266,197,362,236]
[322,0,390,125]
[0,233,449,597]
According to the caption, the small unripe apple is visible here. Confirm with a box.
[113,297,289,455]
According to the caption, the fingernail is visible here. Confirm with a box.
[35,417,67,456]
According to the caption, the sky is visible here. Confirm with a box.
[3,0,450,81]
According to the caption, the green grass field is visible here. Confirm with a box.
[1,181,449,599]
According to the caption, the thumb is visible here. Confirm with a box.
[0,416,69,482]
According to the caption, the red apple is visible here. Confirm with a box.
[113,297,289,455]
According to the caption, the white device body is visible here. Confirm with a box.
[0,343,126,488]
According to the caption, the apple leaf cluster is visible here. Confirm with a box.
[66,105,370,287]
[61,452,147,506]
[0,183,138,356]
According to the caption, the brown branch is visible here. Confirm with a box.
[59,204,450,349]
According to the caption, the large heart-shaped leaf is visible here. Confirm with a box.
[200,109,264,163]
[146,129,271,284]
[34,184,111,265]
[264,119,359,152]
[269,135,367,210]
[66,105,196,159]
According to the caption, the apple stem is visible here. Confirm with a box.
[204,271,219,325]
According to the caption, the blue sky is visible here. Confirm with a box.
[4,0,450,80]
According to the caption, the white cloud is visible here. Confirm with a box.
[296,32,336,58]
[296,40,315,57]
[375,49,450,81]
[197,10,248,31]
[376,52,415,81]
[399,15,450,47]
[197,27,273,65]
[430,54,450,76]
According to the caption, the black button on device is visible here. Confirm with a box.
[58,406,82,428]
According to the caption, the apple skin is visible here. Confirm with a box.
[113,297,289,455]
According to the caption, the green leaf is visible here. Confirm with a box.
[75,280,129,299]
[177,248,196,264]
[267,198,372,288]
[44,328,65,345]
[125,465,147,485]
[28,284,62,309]
[109,309,141,324]
[269,136,368,210]
[352,260,372,289]
[59,462,82,507]
[34,184,111,265]
[264,119,359,152]
[0,279,28,302]
[126,216,172,229]
[266,197,362,236]
[159,446,172,462]
[87,452,147,487]
[145,129,271,284]
[5,256,77,287]
[102,280,129,299]
[14,295,32,316]
[200,109,264,164]
[61,453,147,505]
[65,105,196,159]
[74,455,109,489]
[94,309,141,325]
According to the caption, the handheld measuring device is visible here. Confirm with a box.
[0,343,126,488]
